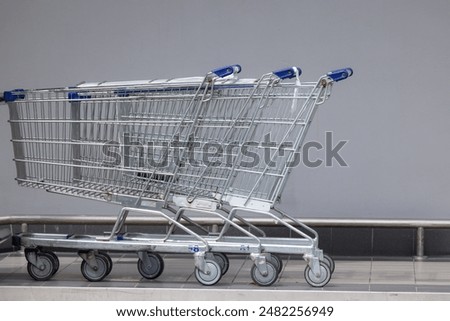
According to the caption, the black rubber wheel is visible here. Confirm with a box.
[212,253,229,276]
[40,250,60,276]
[322,254,335,274]
[27,252,55,281]
[304,261,331,288]
[137,253,164,279]
[268,254,283,274]
[251,261,278,287]
[80,254,109,282]
[97,251,113,276]
[194,259,222,286]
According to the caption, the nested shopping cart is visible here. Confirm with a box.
[2,64,352,287]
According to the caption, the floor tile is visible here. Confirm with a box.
[2,253,450,298]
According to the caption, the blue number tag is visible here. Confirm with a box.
[188,245,200,253]
[240,245,250,252]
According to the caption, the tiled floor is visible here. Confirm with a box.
[1,252,450,300]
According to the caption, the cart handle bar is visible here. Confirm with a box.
[273,67,302,80]
[2,89,25,103]
[211,64,242,78]
[327,68,353,82]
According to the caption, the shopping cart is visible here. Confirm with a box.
[2,64,352,287]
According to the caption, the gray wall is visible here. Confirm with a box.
[0,0,449,219]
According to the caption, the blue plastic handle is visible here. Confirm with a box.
[3,89,25,102]
[68,92,92,101]
[211,64,242,78]
[273,67,302,80]
[327,68,353,82]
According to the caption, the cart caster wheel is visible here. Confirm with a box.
[268,254,283,274]
[40,250,60,276]
[322,254,335,274]
[137,253,164,279]
[80,254,109,282]
[97,251,113,276]
[25,249,60,277]
[251,261,278,287]
[195,259,222,286]
[212,253,229,275]
[27,252,56,281]
[304,261,331,288]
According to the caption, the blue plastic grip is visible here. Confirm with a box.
[68,92,79,100]
[114,89,130,97]
[273,67,302,80]
[211,64,242,78]
[3,89,25,102]
[327,68,353,82]
[68,92,91,101]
